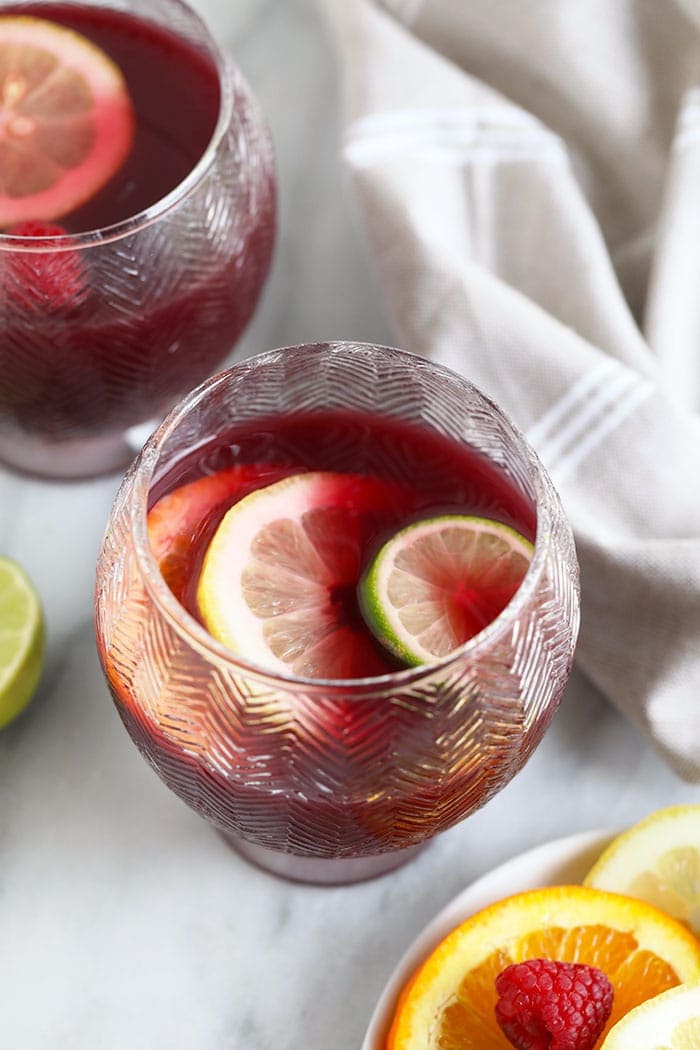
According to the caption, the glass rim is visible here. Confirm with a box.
[128,342,557,695]
[0,0,235,253]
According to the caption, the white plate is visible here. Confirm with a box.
[362,829,614,1050]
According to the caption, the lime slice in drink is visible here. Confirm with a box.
[0,555,44,728]
[359,516,533,666]
[197,471,407,679]
[0,16,134,225]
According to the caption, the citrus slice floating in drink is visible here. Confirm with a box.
[585,806,700,936]
[360,515,533,666]
[148,463,294,605]
[0,15,134,226]
[0,555,45,729]
[197,471,409,679]
[386,885,700,1050]
[601,981,700,1050]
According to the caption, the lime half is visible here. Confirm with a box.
[359,515,533,666]
[0,556,44,728]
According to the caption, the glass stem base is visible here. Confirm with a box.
[224,835,424,885]
[0,424,153,480]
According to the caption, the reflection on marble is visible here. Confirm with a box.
[1,2,699,1048]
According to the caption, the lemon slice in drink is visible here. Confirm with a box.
[0,555,44,728]
[601,982,700,1050]
[585,806,700,935]
[0,15,134,225]
[197,471,409,679]
[359,515,533,666]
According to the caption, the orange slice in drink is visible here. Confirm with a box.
[387,885,700,1050]
[148,464,295,605]
[0,15,134,226]
[197,471,409,679]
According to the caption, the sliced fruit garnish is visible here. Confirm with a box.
[0,15,134,225]
[0,555,44,729]
[601,981,700,1050]
[386,885,700,1050]
[147,463,293,606]
[197,471,408,679]
[360,515,533,666]
[584,806,700,936]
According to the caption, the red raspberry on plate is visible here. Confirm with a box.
[5,220,87,311]
[495,958,614,1050]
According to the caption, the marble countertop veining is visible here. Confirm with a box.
[1,2,699,1048]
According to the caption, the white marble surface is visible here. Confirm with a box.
[1,2,699,1048]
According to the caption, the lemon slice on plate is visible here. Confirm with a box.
[601,981,700,1049]
[585,806,700,936]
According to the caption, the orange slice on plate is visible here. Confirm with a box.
[0,15,134,225]
[386,885,700,1050]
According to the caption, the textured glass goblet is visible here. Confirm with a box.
[0,0,275,479]
[94,343,580,885]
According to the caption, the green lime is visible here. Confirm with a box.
[0,556,45,729]
[359,515,533,666]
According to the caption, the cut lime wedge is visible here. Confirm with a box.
[0,555,45,728]
[359,515,533,666]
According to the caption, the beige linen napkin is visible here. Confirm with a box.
[319,0,700,779]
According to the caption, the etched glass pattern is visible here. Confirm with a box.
[95,344,580,882]
[0,0,275,477]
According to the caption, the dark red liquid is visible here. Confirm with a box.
[149,410,538,678]
[2,3,221,230]
[98,410,559,860]
[0,4,275,442]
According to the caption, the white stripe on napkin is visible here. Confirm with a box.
[344,107,567,168]
[528,360,654,480]
[527,359,622,447]
[551,379,654,482]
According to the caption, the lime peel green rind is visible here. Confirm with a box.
[359,515,533,667]
[0,556,45,729]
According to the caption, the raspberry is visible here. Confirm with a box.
[495,958,614,1050]
[5,220,87,311]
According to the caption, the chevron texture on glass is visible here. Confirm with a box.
[0,51,274,445]
[95,344,580,861]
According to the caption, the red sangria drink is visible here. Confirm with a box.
[95,344,580,884]
[0,0,275,478]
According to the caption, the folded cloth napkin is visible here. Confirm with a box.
[318,0,700,779]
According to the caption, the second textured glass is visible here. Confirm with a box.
[0,0,275,478]
[94,343,580,884]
